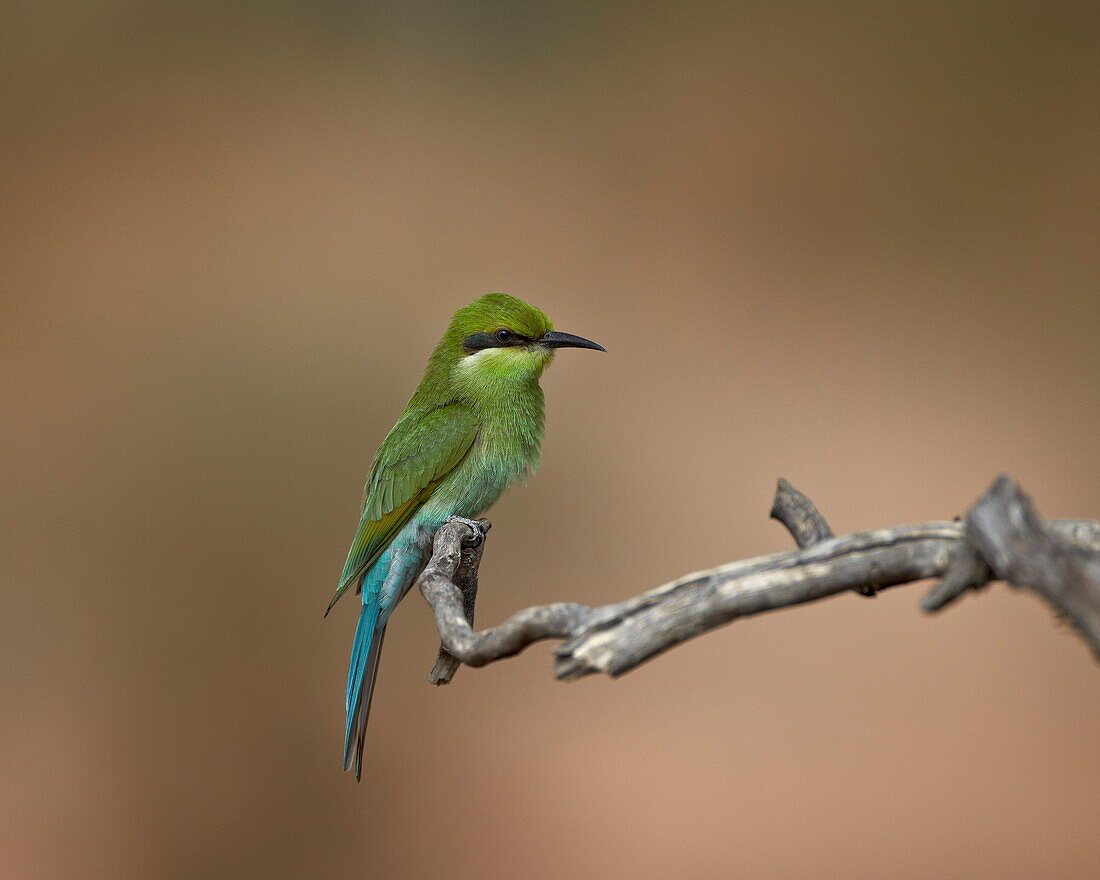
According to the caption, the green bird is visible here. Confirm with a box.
[328,293,604,779]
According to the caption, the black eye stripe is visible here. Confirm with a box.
[461,332,495,351]
[461,330,529,351]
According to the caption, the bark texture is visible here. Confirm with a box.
[418,477,1100,682]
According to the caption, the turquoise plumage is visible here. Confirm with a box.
[328,293,603,779]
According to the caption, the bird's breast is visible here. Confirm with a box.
[427,400,544,520]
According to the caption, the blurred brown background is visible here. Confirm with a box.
[2,2,1098,878]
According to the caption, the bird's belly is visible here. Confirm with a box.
[423,437,535,521]
[374,436,536,621]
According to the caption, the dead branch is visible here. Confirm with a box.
[417,476,1100,682]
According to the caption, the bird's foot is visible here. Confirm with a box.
[445,516,489,547]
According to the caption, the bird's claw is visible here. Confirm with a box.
[446,516,488,547]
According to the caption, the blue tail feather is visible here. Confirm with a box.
[339,539,427,779]
[343,600,385,780]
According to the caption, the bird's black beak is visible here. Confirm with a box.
[538,330,606,352]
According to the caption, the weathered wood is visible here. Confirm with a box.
[770,477,873,596]
[418,478,1100,685]
[421,519,590,680]
[427,520,489,685]
[961,477,1100,662]
[770,477,834,548]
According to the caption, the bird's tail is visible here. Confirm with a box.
[343,601,386,780]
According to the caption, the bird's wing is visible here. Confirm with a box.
[325,401,478,615]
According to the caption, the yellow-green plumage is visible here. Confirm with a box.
[329,293,603,778]
[326,402,478,615]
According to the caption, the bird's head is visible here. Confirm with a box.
[440,293,604,396]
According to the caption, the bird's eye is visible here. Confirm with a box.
[494,329,514,344]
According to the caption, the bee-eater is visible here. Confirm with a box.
[327,293,604,779]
